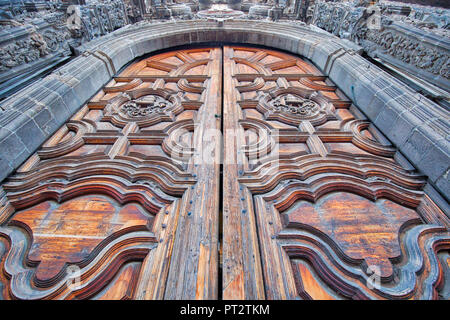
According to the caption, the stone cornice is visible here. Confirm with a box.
[0,19,448,204]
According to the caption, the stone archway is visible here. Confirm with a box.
[0,20,448,301]
[1,20,447,204]
[0,42,448,300]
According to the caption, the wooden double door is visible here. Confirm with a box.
[0,46,448,300]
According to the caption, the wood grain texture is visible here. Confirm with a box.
[0,45,448,300]
[222,46,450,300]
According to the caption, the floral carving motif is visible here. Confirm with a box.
[271,94,320,117]
[120,95,171,118]
[311,2,450,83]
[0,0,129,75]
[366,30,449,78]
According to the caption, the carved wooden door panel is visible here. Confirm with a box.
[222,46,450,300]
[0,48,221,299]
[0,45,449,301]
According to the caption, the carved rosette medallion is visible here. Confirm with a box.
[102,89,184,128]
[271,94,320,118]
[120,95,171,118]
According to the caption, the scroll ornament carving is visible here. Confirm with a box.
[120,95,171,118]
[79,7,101,40]
[366,30,450,79]
[0,25,75,72]
[97,6,113,33]
[313,3,333,30]
[329,6,346,35]
[271,95,320,117]
[0,0,130,73]
[107,1,128,29]
[311,2,450,80]
[338,8,364,39]
[42,29,71,53]
[125,1,142,23]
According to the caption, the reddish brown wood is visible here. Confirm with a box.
[0,46,448,300]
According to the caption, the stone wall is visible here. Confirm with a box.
[0,1,448,203]
[0,0,306,98]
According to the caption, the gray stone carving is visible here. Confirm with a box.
[0,0,133,98]
[248,4,271,19]
[272,94,320,117]
[1,0,448,95]
[309,1,450,91]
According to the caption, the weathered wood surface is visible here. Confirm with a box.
[221,46,450,300]
[0,46,448,300]
[0,48,221,300]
